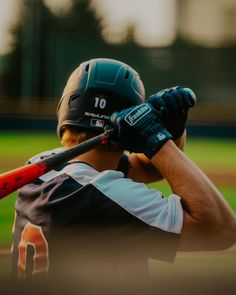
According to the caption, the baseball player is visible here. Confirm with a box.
[11,58,236,292]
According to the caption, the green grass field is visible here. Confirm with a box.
[0,132,236,246]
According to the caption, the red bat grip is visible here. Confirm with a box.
[0,163,47,199]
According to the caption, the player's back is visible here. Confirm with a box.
[11,149,182,293]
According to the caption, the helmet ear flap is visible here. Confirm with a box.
[57,58,145,138]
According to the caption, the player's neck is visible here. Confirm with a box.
[73,149,122,172]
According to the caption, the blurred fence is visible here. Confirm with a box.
[0,97,236,138]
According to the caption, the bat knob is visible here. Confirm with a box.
[183,88,197,107]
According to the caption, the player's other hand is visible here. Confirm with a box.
[147,86,197,139]
[110,103,172,159]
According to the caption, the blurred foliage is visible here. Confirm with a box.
[0,0,236,103]
[0,0,145,99]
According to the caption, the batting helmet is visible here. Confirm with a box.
[56,58,145,137]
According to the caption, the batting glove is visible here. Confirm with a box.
[110,103,172,159]
[147,86,197,139]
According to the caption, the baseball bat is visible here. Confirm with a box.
[0,129,114,200]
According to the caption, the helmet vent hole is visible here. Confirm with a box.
[125,71,130,79]
[85,64,90,72]
[70,94,80,101]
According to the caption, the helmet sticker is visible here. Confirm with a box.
[90,118,105,128]
[84,112,110,120]
[94,97,107,109]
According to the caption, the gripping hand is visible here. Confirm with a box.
[110,103,172,159]
[147,87,196,139]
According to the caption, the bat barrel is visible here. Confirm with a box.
[0,163,48,199]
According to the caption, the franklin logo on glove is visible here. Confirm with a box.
[124,104,152,126]
[156,133,166,141]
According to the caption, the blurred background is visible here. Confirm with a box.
[0,0,235,136]
[0,0,236,287]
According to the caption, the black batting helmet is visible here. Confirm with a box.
[56,58,145,137]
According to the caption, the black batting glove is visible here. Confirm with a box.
[110,103,172,159]
[147,86,197,139]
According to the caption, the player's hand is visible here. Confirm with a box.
[147,86,197,139]
[110,103,172,159]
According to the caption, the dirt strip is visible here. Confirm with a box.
[206,170,236,187]
[1,245,236,259]
[0,245,11,259]
[177,244,236,257]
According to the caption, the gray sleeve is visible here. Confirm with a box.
[91,170,184,234]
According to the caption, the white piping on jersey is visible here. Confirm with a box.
[28,147,65,164]
[28,147,99,183]
[39,162,99,183]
